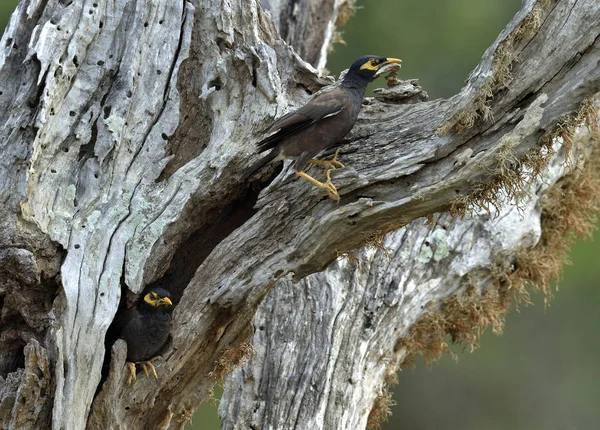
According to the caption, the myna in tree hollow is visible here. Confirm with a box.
[117,287,173,384]
[245,55,402,201]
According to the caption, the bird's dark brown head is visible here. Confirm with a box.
[342,55,402,88]
[139,288,173,314]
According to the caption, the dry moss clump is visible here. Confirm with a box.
[438,0,551,135]
[451,97,597,220]
[508,133,600,303]
[363,230,393,259]
[543,97,599,158]
[337,249,361,266]
[450,142,554,219]
[401,100,600,366]
[328,0,358,54]
[209,341,255,382]
[400,286,510,366]
[336,0,358,26]
[366,389,395,430]
[490,100,600,303]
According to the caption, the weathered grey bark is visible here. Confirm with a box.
[260,0,354,70]
[0,0,598,429]
[218,134,584,429]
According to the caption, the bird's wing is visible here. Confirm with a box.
[114,306,140,335]
[257,89,345,151]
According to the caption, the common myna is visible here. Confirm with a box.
[245,55,401,201]
[117,287,173,384]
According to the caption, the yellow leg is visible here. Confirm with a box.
[308,150,345,170]
[141,356,162,380]
[296,170,340,202]
[126,362,137,385]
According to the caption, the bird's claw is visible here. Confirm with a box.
[308,150,345,170]
[300,150,343,201]
[323,170,340,202]
[329,150,345,169]
[296,170,340,202]
[142,355,162,379]
[141,361,158,379]
[126,356,162,385]
[127,362,137,385]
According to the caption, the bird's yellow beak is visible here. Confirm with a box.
[384,58,402,65]
[159,297,173,306]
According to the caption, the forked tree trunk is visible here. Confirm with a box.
[0,0,599,429]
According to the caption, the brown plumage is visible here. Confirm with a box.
[245,55,401,201]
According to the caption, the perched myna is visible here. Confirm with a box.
[245,55,401,201]
[117,287,173,384]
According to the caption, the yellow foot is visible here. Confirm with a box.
[126,356,162,385]
[141,356,162,380]
[127,362,137,385]
[296,170,340,202]
[308,150,345,170]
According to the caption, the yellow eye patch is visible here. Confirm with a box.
[144,291,173,307]
[359,57,402,71]
[360,58,381,71]
[144,293,157,306]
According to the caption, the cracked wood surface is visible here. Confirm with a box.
[0,0,598,429]
[219,134,571,428]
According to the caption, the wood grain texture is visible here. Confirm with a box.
[261,0,352,69]
[0,0,598,429]
[219,130,589,428]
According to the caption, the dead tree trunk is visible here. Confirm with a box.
[0,0,599,429]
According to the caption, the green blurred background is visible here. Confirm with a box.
[3,1,598,429]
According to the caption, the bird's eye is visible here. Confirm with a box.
[151,293,157,300]
[371,60,377,66]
